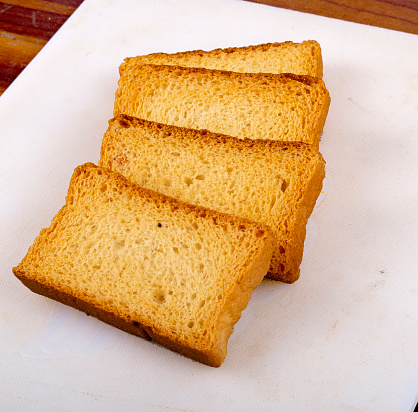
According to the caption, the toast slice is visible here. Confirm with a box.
[100,115,325,283]
[113,64,330,147]
[13,163,274,367]
[120,40,323,78]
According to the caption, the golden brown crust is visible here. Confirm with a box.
[125,63,323,87]
[128,40,315,59]
[15,264,225,366]
[13,271,152,341]
[69,164,269,232]
[107,114,319,154]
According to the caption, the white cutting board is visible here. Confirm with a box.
[0,0,417,410]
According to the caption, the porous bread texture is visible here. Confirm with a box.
[113,64,330,148]
[120,40,323,78]
[100,115,326,283]
[13,163,274,367]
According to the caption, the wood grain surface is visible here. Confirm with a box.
[0,0,83,96]
[247,0,418,35]
[0,0,417,97]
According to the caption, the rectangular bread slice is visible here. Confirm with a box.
[13,163,274,367]
[100,115,325,283]
[113,64,330,147]
[120,40,323,78]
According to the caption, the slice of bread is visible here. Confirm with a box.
[100,115,325,283]
[113,64,330,147]
[13,163,274,367]
[120,40,323,78]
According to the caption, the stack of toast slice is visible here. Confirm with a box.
[13,41,330,367]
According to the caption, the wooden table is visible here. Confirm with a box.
[0,0,417,97]
[249,0,418,35]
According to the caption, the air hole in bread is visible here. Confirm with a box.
[163,179,171,187]
[269,195,276,211]
[152,289,166,304]
[279,246,285,254]
[281,180,288,192]
[173,246,179,254]
[171,152,180,157]
[184,177,193,186]
[195,243,202,250]
[199,300,206,308]
[195,174,205,181]
[114,240,125,250]
[187,321,194,328]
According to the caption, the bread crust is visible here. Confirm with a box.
[13,272,152,341]
[123,62,323,86]
[104,113,320,153]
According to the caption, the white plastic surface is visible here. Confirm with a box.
[0,0,417,410]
